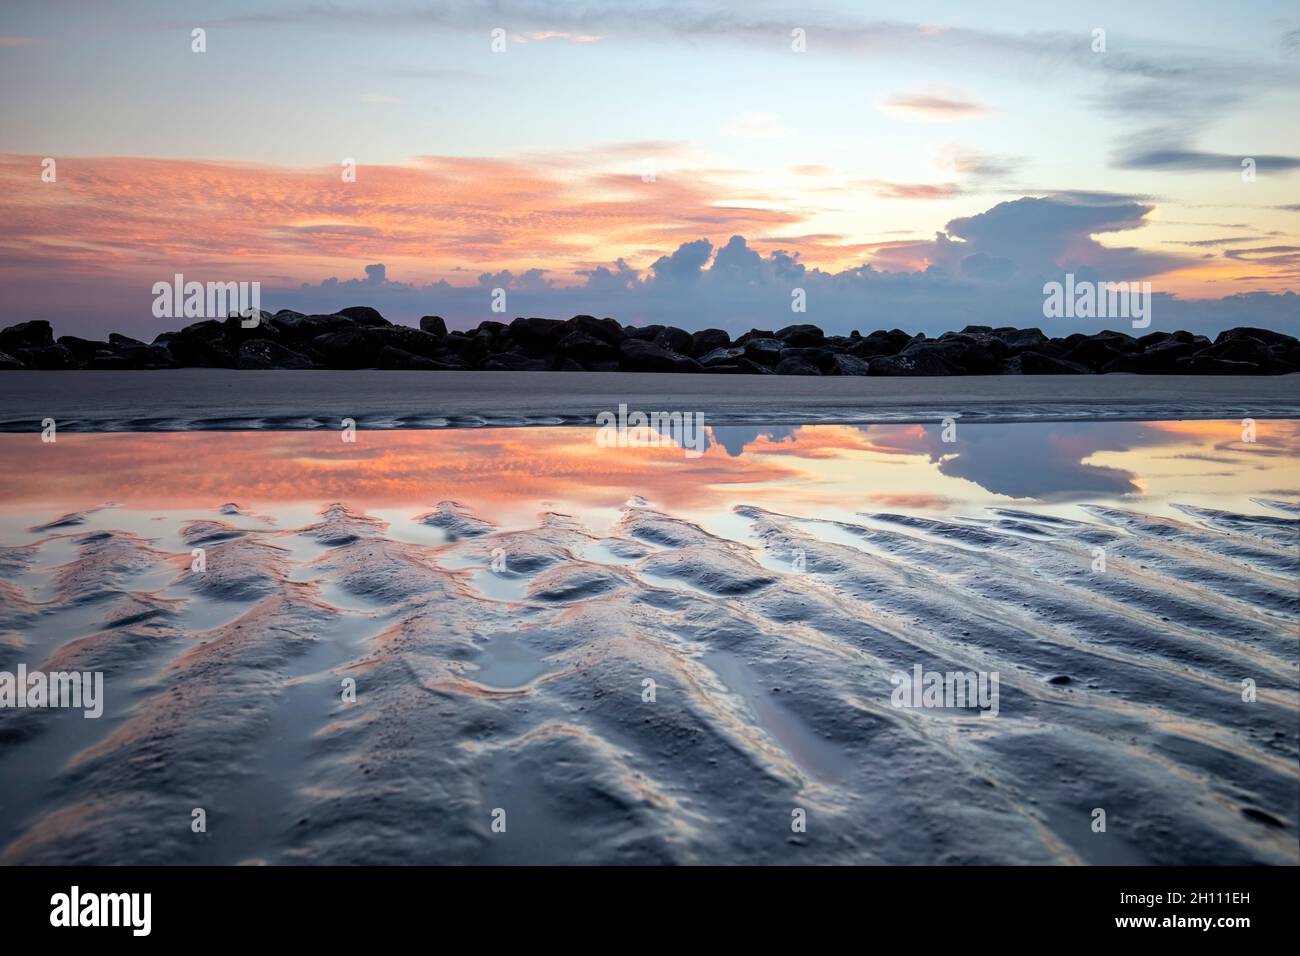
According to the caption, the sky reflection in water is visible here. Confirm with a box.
[0,420,1295,537]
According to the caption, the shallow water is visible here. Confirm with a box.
[0,421,1296,864]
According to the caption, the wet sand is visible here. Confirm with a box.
[0,424,1295,865]
[1,370,1298,431]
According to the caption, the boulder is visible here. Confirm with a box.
[1176,354,1265,375]
[774,356,822,375]
[899,338,999,374]
[0,320,54,352]
[848,329,910,358]
[831,353,871,376]
[742,337,784,365]
[509,317,565,353]
[690,328,731,356]
[868,349,960,376]
[13,344,77,369]
[338,306,391,327]
[775,324,825,348]
[778,346,835,373]
[482,351,550,371]
[419,315,448,337]
[699,346,746,368]
[57,336,111,363]
[238,339,314,370]
[558,315,624,346]
[0,351,26,370]
[557,331,618,366]
[377,346,461,370]
[617,337,701,372]
[372,325,445,358]
[1059,338,1129,371]
[311,327,380,368]
[653,326,694,355]
[1019,351,1091,374]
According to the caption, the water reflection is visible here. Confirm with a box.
[0,421,1294,526]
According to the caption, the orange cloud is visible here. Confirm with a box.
[0,151,800,288]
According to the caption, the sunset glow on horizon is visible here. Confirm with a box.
[2,0,1298,338]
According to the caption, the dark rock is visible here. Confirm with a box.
[1019,351,1091,374]
[238,339,314,370]
[0,351,26,370]
[377,346,460,370]
[1092,330,1140,353]
[13,344,77,369]
[338,306,391,327]
[1214,327,1297,349]
[311,327,379,368]
[848,329,910,358]
[271,313,354,339]
[222,312,277,345]
[1103,339,1202,373]
[690,328,731,356]
[736,358,775,375]
[371,325,445,358]
[743,337,784,365]
[617,337,701,372]
[654,326,694,355]
[775,324,825,348]
[441,332,486,361]
[482,351,549,371]
[831,353,871,376]
[869,349,960,376]
[941,330,1008,360]
[699,346,746,368]
[118,344,174,368]
[85,350,135,370]
[774,356,822,375]
[778,347,835,373]
[623,324,664,342]
[558,315,624,346]
[557,331,618,366]
[57,336,111,363]
[900,338,999,374]
[1239,807,1287,829]
[994,328,1049,354]
[736,329,776,346]
[1047,675,1072,685]
[0,320,54,352]
[1175,355,1263,375]
[509,317,565,353]
[1059,338,1129,372]
[419,315,448,337]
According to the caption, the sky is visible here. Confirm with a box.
[1,0,1298,339]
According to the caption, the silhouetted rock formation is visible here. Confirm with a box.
[2,313,1297,375]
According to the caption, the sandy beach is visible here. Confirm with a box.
[0,420,1295,864]
[1,370,1298,431]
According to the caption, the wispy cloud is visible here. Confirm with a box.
[880,91,986,120]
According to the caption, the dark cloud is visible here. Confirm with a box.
[1115,148,1300,173]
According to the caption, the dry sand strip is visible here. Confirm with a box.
[0,370,1298,432]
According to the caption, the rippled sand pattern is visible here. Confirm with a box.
[1,486,1295,865]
